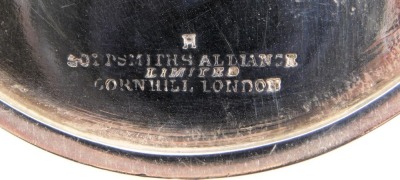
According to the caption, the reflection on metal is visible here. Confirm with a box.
[0,0,400,178]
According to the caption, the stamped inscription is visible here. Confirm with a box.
[67,34,298,94]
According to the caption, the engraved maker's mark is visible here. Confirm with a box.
[67,33,299,94]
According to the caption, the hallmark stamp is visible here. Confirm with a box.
[182,33,197,50]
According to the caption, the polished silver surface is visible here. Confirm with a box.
[1,0,400,178]
[1,116,399,179]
